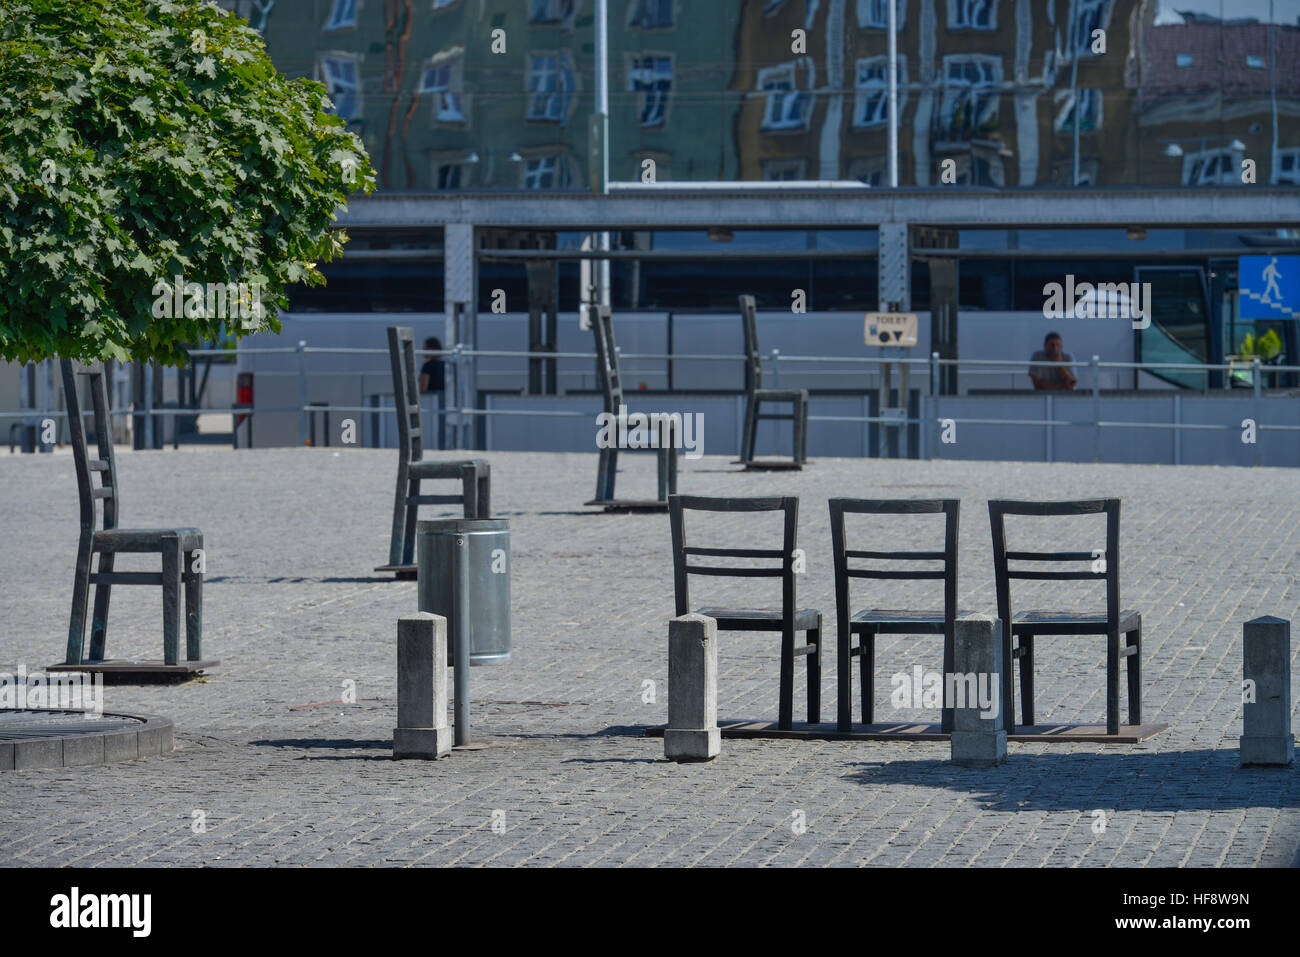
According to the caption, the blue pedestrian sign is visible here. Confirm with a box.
[1239,255,1300,320]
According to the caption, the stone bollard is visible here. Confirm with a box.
[393,613,452,759]
[950,614,1007,767]
[1240,616,1294,767]
[664,614,721,762]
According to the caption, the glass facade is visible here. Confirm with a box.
[217,0,1300,190]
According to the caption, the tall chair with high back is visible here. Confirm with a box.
[829,498,967,732]
[586,304,677,510]
[737,294,809,469]
[988,499,1141,735]
[378,326,490,577]
[57,360,212,673]
[668,494,821,730]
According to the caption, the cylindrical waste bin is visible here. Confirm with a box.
[417,519,511,665]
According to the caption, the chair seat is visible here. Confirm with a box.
[754,389,806,401]
[93,528,203,552]
[696,606,821,631]
[850,608,977,631]
[1011,609,1141,634]
[409,459,484,479]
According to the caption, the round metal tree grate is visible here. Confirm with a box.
[0,709,174,770]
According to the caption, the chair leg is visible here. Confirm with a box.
[185,549,204,661]
[161,539,182,666]
[656,443,669,502]
[742,392,759,462]
[941,625,956,734]
[1126,627,1141,726]
[461,467,479,519]
[66,538,94,665]
[401,477,420,565]
[778,624,795,731]
[806,617,821,725]
[836,615,852,732]
[1002,625,1015,734]
[860,628,875,724]
[476,465,491,518]
[1106,629,1121,735]
[666,423,678,494]
[1019,634,1035,727]
[793,395,806,464]
[88,551,114,661]
[387,459,409,566]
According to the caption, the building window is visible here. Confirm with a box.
[628,0,673,28]
[1071,0,1110,56]
[857,0,905,29]
[323,0,357,30]
[758,62,812,131]
[435,162,471,189]
[1183,149,1240,186]
[319,54,361,120]
[628,55,672,127]
[1176,53,1193,68]
[527,52,575,123]
[938,55,1001,141]
[420,54,467,124]
[1054,88,1101,133]
[1246,54,1265,69]
[853,55,907,127]
[947,0,995,30]
[1275,148,1300,185]
[522,155,573,189]
[848,157,886,184]
[529,0,576,25]
[762,158,808,180]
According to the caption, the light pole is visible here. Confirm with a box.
[887,0,898,187]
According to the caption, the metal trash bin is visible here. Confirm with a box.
[417,519,511,665]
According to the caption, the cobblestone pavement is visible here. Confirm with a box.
[1,446,1297,867]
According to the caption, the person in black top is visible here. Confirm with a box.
[419,337,445,393]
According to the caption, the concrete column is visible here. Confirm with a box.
[665,614,720,762]
[1240,616,1293,767]
[950,614,1007,767]
[393,613,451,759]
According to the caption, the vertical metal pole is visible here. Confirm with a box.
[1173,393,1182,466]
[595,0,610,309]
[296,339,308,446]
[887,0,898,187]
[452,532,471,746]
[1046,394,1055,463]
[1091,354,1101,463]
[1252,356,1262,467]
[144,361,155,450]
[1069,0,1080,185]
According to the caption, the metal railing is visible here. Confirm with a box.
[6,345,1297,464]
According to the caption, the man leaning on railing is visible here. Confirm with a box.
[1029,331,1077,391]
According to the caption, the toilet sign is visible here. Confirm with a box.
[865,312,919,347]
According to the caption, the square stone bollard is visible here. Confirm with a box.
[665,614,721,762]
[1240,616,1294,767]
[950,614,1007,767]
[393,613,452,759]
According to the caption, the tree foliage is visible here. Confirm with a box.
[0,0,375,365]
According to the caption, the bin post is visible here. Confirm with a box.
[393,613,452,759]
[1241,616,1293,766]
[950,614,1007,767]
[664,614,720,762]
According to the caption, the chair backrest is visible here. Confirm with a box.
[590,304,624,414]
[387,326,424,463]
[987,499,1120,628]
[828,498,960,621]
[668,494,798,619]
[739,294,763,393]
[59,360,119,533]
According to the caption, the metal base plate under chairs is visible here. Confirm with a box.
[644,721,1168,743]
[730,458,813,471]
[45,659,219,680]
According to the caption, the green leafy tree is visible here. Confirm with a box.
[0,0,375,365]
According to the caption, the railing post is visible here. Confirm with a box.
[1252,356,1262,467]
[770,348,780,390]
[296,339,308,447]
[930,351,939,397]
[453,343,467,451]
[1091,354,1101,463]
